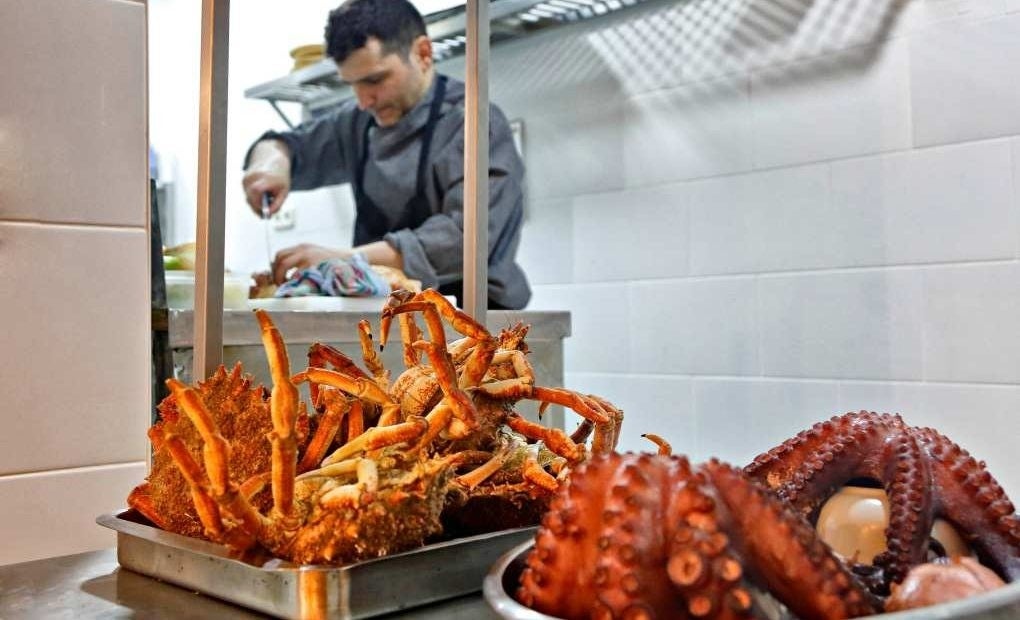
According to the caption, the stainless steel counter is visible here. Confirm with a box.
[0,549,498,620]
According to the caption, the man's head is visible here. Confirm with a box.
[326,0,434,127]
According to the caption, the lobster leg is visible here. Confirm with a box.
[297,388,349,473]
[507,414,587,463]
[166,378,266,539]
[356,320,389,387]
[382,289,498,389]
[478,384,610,425]
[294,367,400,426]
[256,309,300,521]
[321,416,429,466]
[413,340,478,433]
[307,342,370,408]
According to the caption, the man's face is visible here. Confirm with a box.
[339,37,430,128]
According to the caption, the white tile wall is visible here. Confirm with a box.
[0,223,150,474]
[922,262,1020,383]
[759,270,925,380]
[750,38,912,169]
[0,464,147,566]
[688,164,837,274]
[911,14,1020,146]
[572,184,689,282]
[528,284,631,373]
[1,0,148,565]
[524,101,627,201]
[0,0,147,227]
[505,0,1020,504]
[693,377,841,464]
[629,277,760,376]
[623,75,754,187]
[830,140,1017,265]
[517,197,572,285]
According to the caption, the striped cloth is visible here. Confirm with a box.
[275,253,391,298]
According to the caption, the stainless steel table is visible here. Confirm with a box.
[0,549,498,620]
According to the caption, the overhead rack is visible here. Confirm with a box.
[244,0,650,128]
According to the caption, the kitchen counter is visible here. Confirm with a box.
[0,549,498,619]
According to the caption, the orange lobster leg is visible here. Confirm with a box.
[165,379,266,538]
[413,340,478,432]
[357,320,389,385]
[507,414,586,463]
[298,388,349,473]
[256,309,300,520]
[642,433,672,455]
[522,453,559,493]
[477,384,610,425]
[455,448,512,489]
[320,459,379,508]
[587,394,624,454]
[321,416,429,466]
[415,402,454,451]
[294,367,400,426]
[159,431,225,539]
[306,342,370,408]
[378,289,416,351]
[347,400,365,440]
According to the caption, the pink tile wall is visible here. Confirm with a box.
[0,0,149,565]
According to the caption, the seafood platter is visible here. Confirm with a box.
[107,289,623,618]
[108,288,1019,619]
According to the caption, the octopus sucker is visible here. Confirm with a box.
[517,453,877,620]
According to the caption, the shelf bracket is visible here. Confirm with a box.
[267,99,297,130]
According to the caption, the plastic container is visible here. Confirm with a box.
[164,271,250,310]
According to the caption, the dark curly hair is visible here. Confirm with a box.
[325,0,427,64]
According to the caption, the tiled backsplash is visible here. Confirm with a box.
[509,0,1020,497]
[0,0,149,565]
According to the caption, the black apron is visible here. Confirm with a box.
[350,76,506,309]
[352,74,447,247]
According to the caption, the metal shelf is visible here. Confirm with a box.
[243,0,649,127]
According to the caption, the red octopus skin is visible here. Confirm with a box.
[744,411,1020,590]
[517,453,877,620]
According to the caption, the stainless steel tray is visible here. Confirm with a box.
[484,541,1020,620]
[98,509,535,619]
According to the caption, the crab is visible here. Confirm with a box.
[154,309,456,564]
[290,289,624,533]
[127,363,310,539]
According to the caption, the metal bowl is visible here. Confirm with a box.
[483,541,1020,620]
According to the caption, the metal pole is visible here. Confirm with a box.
[463,0,489,321]
[193,0,230,378]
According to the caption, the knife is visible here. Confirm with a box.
[261,193,273,272]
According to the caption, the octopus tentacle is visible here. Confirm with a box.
[518,454,879,620]
[705,461,877,620]
[745,411,1020,595]
[874,429,934,587]
[916,427,1020,581]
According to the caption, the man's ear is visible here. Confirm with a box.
[412,35,433,70]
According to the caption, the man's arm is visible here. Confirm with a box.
[242,103,361,215]
[242,139,292,215]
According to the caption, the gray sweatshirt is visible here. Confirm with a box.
[252,74,531,309]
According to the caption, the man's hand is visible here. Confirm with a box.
[243,140,292,216]
[272,243,351,284]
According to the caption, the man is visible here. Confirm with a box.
[243,0,530,309]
